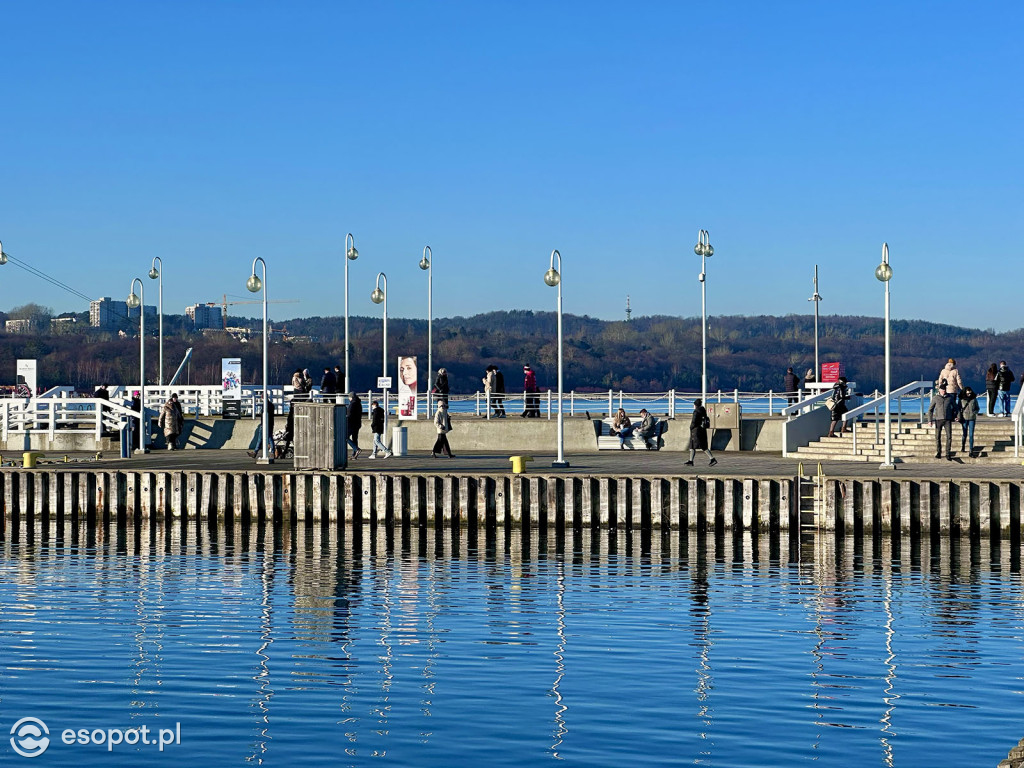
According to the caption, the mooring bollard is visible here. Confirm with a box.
[22,451,45,468]
[509,455,534,474]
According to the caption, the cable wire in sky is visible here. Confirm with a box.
[2,251,95,305]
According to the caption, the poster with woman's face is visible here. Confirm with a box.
[398,356,418,420]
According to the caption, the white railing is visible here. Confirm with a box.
[0,397,144,447]
[842,381,933,457]
[1013,391,1024,458]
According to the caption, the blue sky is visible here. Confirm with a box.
[1,2,1021,329]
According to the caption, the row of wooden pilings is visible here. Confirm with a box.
[2,469,1024,539]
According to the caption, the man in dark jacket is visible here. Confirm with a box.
[996,360,1015,417]
[346,392,363,459]
[928,382,955,460]
[783,367,801,405]
[368,399,391,458]
[494,366,506,417]
[321,367,337,399]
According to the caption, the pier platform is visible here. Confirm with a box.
[2,449,1024,539]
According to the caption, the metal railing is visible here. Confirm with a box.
[842,381,932,457]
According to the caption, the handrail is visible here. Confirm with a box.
[841,381,933,422]
[780,390,832,417]
[1012,389,1024,457]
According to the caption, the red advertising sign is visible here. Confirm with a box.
[820,362,845,383]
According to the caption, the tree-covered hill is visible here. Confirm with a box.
[2,310,1021,395]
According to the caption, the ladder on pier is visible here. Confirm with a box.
[797,462,827,530]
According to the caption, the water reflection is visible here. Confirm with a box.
[1,520,1023,767]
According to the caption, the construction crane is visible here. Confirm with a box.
[204,294,299,329]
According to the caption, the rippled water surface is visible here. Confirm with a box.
[1,523,1022,767]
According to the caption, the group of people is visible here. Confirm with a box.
[928,358,1015,460]
[610,402,717,466]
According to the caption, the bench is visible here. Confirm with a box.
[594,417,668,450]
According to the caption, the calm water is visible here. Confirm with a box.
[1,523,1022,767]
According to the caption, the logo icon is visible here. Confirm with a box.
[10,718,50,758]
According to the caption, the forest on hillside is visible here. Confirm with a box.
[2,308,1023,395]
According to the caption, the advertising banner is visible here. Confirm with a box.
[397,356,418,420]
[16,359,37,396]
[222,358,242,419]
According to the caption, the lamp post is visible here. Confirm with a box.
[545,250,569,468]
[0,240,7,264]
[419,245,432,416]
[876,243,894,470]
[808,264,822,387]
[694,229,713,402]
[344,233,359,394]
[247,256,273,464]
[126,278,149,453]
[148,256,163,386]
[371,272,388,436]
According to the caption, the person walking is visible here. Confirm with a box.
[959,386,979,458]
[826,377,851,438]
[483,365,496,417]
[985,363,999,416]
[248,396,275,459]
[431,401,454,458]
[928,382,955,460]
[158,393,184,451]
[684,398,717,467]
[432,368,450,407]
[612,407,636,449]
[346,391,363,459]
[493,365,506,417]
[522,364,540,418]
[784,367,801,406]
[368,399,392,458]
[937,358,963,410]
[996,360,1015,416]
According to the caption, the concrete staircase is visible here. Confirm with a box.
[793,416,1020,464]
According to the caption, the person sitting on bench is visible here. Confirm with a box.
[636,408,659,450]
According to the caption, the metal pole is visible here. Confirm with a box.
[150,256,163,386]
[809,264,822,386]
[249,257,272,464]
[372,272,388,437]
[344,233,358,394]
[420,246,433,415]
[695,229,712,403]
[878,244,894,470]
[128,278,149,453]
[546,250,568,468]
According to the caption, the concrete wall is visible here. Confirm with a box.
[2,469,1022,538]
[2,414,788,455]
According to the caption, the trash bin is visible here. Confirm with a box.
[392,426,408,457]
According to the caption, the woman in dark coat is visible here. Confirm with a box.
[826,377,850,437]
[685,398,717,467]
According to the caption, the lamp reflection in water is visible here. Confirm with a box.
[691,546,714,761]
[251,544,277,764]
[880,569,898,767]
[550,559,568,758]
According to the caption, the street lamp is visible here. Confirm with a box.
[0,240,8,264]
[126,278,149,453]
[876,243,894,470]
[371,272,388,435]
[344,233,359,394]
[694,229,713,402]
[247,256,273,464]
[419,245,432,415]
[545,250,569,468]
[808,264,822,388]
[148,256,164,386]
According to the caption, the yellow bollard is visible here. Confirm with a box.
[509,455,534,474]
[23,451,44,468]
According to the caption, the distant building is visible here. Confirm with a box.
[186,303,223,330]
[90,297,123,329]
[90,297,154,329]
[5,319,33,333]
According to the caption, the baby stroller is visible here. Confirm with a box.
[273,429,293,459]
